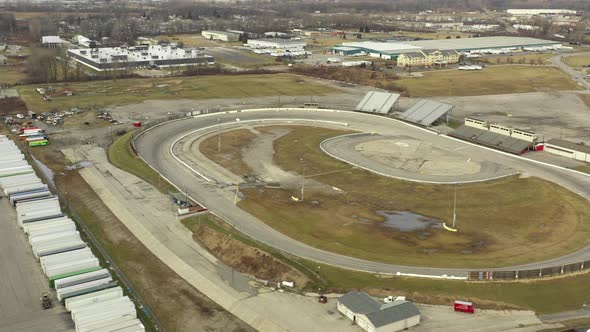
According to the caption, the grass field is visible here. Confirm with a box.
[394,65,581,97]
[180,193,590,314]
[0,65,28,85]
[17,73,340,113]
[479,53,553,65]
[106,124,590,314]
[108,131,176,194]
[202,126,590,268]
[563,55,590,67]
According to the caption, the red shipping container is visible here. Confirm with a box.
[133,122,142,128]
[454,300,475,313]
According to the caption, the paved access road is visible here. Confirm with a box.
[0,199,73,332]
[551,51,590,90]
[136,108,590,277]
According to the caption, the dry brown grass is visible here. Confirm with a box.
[30,147,253,332]
[204,126,590,268]
[184,216,309,288]
[199,129,257,176]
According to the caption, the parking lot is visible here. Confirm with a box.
[0,199,73,332]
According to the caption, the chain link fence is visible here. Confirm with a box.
[469,261,590,280]
[20,142,164,331]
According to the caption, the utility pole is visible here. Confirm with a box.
[217,117,221,153]
[301,165,305,202]
[452,185,457,229]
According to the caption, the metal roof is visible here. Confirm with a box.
[355,91,400,114]
[399,99,453,126]
[546,138,590,154]
[339,292,420,327]
[338,291,381,314]
[450,125,532,154]
[42,36,64,44]
[367,301,421,327]
[334,37,559,55]
[405,36,560,51]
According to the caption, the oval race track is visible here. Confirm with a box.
[135,108,590,278]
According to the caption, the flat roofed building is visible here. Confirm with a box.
[41,36,66,48]
[246,38,306,49]
[397,49,459,67]
[545,138,590,162]
[507,9,577,16]
[67,45,214,71]
[338,291,421,332]
[404,36,561,52]
[332,46,364,56]
[355,91,400,114]
[332,37,560,60]
[201,30,241,42]
[399,99,454,126]
[464,117,488,130]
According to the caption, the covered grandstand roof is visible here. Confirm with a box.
[355,91,400,114]
[450,125,532,154]
[398,99,453,126]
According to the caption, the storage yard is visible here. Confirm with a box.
[0,136,145,332]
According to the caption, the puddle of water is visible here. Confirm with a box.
[31,155,55,187]
[377,211,442,232]
[65,160,93,171]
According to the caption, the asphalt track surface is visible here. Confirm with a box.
[136,108,590,278]
[320,133,518,184]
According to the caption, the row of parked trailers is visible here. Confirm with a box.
[0,136,144,332]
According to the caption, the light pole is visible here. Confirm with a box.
[217,117,221,153]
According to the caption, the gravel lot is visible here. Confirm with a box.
[434,91,590,144]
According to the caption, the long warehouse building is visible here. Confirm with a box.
[331,36,562,59]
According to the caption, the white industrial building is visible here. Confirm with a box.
[338,291,420,332]
[41,36,66,48]
[68,44,214,71]
[332,37,562,60]
[507,9,577,16]
[246,38,306,49]
[201,30,241,42]
[545,138,590,162]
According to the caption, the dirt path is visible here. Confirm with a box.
[241,127,338,195]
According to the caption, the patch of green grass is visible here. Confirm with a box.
[394,65,581,97]
[299,260,590,314]
[17,73,340,113]
[0,65,28,85]
[185,205,590,315]
[563,55,590,67]
[110,127,590,315]
[108,131,176,194]
[234,126,590,268]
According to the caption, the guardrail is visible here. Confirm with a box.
[130,107,590,282]
[469,261,590,280]
[17,139,164,331]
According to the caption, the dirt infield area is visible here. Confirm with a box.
[200,126,590,268]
